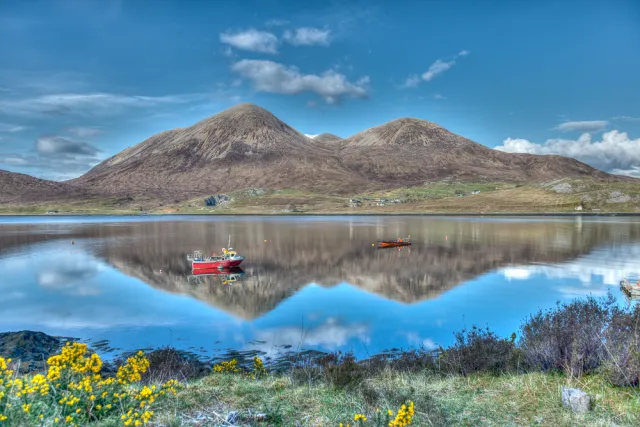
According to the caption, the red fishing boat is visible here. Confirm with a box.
[377,235,411,248]
[187,236,244,270]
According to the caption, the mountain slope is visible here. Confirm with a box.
[66,104,623,202]
[339,118,614,184]
[0,170,86,204]
[71,103,372,198]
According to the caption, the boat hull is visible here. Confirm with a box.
[377,241,411,248]
[192,259,243,269]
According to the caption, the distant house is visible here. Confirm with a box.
[471,190,480,195]
[45,210,58,214]
[575,205,583,211]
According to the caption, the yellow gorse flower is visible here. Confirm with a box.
[213,358,241,373]
[0,342,179,426]
[388,401,415,427]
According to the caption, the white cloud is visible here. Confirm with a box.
[67,127,102,138]
[422,59,455,82]
[495,130,640,174]
[0,93,202,117]
[610,166,640,178]
[3,156,29,165]
[304,134,319,138]
[283,27,331,46]
[265,19,289,27]
[613,116,640,122]
[0,123,27,132]
[231,59,369,104]
[401,75,421,88]
[219,29,279,54]
[553,120,608,133]
[0,135,104,179]
[36,135,100,157]
[403,50,469,88]
[434,94,447,100]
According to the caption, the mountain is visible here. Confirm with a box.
[69,104,618,201]
[339,118,613,184]
[3,103,626,206]
[313,133,343,144]
[70,103,372,199]
[0,170,86,205]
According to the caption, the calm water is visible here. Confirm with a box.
[1,215,639,360]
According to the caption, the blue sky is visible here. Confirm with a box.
[0,0,639,180]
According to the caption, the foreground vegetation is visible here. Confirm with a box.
[1,296,639,426]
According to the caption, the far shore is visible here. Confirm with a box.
[2,211,640,217]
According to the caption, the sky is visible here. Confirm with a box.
[0,0,639,180]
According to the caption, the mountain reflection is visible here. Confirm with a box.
[2,216,639,320]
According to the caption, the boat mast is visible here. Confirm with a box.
[228,234,231,248]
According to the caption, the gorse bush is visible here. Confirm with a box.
[516,294,640,385]
[601,303,640,386]
[519,295,614,377]
[338,401,415,427]
[318,352,365,390]
[0,343,179,426]
[212,356,269,380]
[439,326,520,376]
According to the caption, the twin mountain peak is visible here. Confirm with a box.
[2,103,620,202]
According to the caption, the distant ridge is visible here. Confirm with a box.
[313,133,343,144]
[0,170,87,204]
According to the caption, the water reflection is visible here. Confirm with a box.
[1,216,639,358]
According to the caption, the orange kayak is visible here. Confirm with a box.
[378,240,411,248]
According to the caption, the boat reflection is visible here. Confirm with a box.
[188,267,245,285]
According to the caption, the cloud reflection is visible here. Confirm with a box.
[248,317,370,355]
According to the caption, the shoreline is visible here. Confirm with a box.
[2,211,640,217]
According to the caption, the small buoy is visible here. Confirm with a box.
[269,240,272,242]
[264,240,267,243]
[71,241,75,245]
[159,269,163,273]
[372,243,375,246]
[445,236,448,240]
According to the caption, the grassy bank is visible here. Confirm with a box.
[2,351,638,426]
[144,370,638,426]
[2,179,640,215]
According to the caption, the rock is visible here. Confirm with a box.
[580,195,593,202]
[225,411,239,424]
[552,183,573,193]
[205,194,233,207]
[607,191,630,203]
[561,387,592,413]
[245,188,265,197]
[0,331,67,372]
